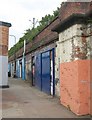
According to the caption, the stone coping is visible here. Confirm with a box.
[0,21,11,27]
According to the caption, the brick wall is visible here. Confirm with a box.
[0,21,11,87]
[0,26,9,56]
[59,2,91,22]
[9,18,60,61]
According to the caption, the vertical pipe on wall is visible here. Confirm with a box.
[22,53,25,80]
[22,40,26,80]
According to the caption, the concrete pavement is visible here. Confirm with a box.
[2,78,90,118]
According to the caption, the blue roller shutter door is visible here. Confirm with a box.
[42,51,51,94]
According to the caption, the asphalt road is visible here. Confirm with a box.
[2,78,90,118]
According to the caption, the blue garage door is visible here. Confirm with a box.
[35,54,42,90]
[42,51,51,94]
[16,60,19,78]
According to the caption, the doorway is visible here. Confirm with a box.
[32,56,35,86]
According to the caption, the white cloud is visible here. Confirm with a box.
[0,0,65,49]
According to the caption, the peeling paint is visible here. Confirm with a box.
[58,23,92,115]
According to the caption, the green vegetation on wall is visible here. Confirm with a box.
[8,7,59,57]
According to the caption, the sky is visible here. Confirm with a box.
[0,0,67,49]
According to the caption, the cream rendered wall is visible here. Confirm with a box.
[58,25,76,63]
